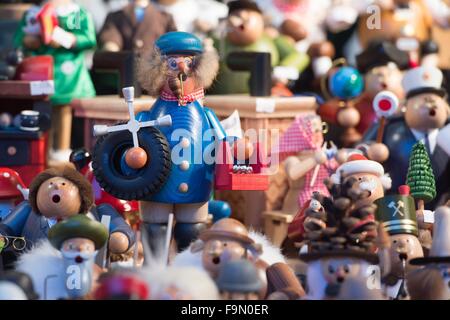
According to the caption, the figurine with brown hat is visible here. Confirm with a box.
[0,166,135,255]
[407,206,450,300]
[173,217,288,299]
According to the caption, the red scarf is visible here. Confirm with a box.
[160,88,205,106]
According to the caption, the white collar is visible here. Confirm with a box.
[410,127,439,141]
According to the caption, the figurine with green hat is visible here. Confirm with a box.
[48,215,108,299]
[374,184,424,299]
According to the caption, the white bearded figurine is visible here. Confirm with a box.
[15,215,108,300]
[297,174,385,300]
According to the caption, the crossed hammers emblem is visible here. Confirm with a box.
[388,200,405,217]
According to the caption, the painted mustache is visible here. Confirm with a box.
[359,179,377,193]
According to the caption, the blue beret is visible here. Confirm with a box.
[155,31,203,55]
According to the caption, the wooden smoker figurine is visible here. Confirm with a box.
[92,32,260,252]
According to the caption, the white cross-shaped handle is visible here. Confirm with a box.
[93,87,172,148]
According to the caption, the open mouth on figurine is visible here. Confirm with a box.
[75,256,83,263]
[399,253,408,261]
[337,276,345,283]
[52,194,61,203]
[212,257,221,265]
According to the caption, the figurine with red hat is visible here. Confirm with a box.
[0,168,27,221]
[364,66,450,209]
[288,153,391,242]
[297,174,382,300]
[94,271,150,300]
[330,153,392,208]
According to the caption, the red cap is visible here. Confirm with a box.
[0,168,26,199]
[94,275,149,300]
[398,185,410,196]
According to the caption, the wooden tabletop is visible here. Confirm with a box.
[0,80,54,100]
[71,94,317,120]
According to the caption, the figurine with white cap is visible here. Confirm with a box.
[364,66,450,209]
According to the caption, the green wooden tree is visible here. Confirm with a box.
[405,142,436,210]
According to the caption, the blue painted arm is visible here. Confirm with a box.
[204,107,227,141]
[95,203,136,251]
[0,201,32,237]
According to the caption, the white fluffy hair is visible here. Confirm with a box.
[15,240,67,300]
[0,282,28,300]
[172,230,285,268]
[140,265,219,300]
[330,173,392,191]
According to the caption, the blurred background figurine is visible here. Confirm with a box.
[13,0,97,162]
[254,0,332,54]
[0,270,38,300]
[209,0,309,96]
[408,205,450,300]
[354,41,410,135]
[98,0,177,54]
[0,168,27,221]
[153,0,228,39]
[277,114,339,211]
[364,66,450,208]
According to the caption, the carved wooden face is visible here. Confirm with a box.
[389,233,423,278]
[36,177,81,218]
[344,172,385,208]
[162,54,198,96]
[227,9,264,46]
[405,93,449,132]
[365,64,404,99]
[202,237,248,278]
[61,237,95,254]
[320,257,363,286]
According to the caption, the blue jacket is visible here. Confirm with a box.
[136,98,226,204]
[0,201,135,251]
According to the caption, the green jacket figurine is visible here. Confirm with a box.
[14,2,96,106]
[210,0,309,95]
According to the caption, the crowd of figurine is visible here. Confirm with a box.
[0,0,450,300]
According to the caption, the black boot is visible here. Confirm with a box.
[143,223,168,254]
[174,222,207,252]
